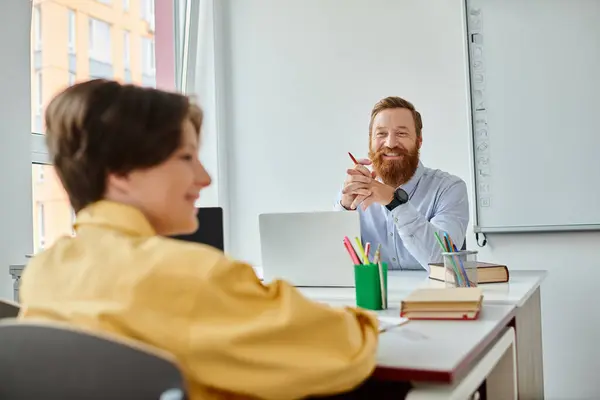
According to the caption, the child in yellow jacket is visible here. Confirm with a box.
[19,79,379,400]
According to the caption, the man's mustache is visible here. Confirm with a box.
[375,146,408,158]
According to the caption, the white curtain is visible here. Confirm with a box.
[176,0,221,209]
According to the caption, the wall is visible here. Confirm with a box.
[0,0,34,298]
[220,0,472,264]
[217,0,598,397]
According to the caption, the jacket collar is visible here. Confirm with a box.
[74,200,156,237]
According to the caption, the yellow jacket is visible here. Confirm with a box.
[18,201,379,399]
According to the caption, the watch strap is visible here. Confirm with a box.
[385,188,408,211]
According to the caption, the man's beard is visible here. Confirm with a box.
[369,144,420,188]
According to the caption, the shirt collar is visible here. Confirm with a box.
[74,200,156,237]
[399,161,425,195]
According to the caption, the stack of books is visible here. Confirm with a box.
[400,287,483,320]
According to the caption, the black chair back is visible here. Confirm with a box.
[0,299,19,318]
[0,321,187,400]
[171,207,224,251]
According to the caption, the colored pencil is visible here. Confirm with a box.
[434,231,463,286]
[443,233,466,287]
[364,242,371,264]
[452,243,472,287]
[348,152,358,165]
[343,236,361,264]
[354,237,367,264]
[433,231,447,252]
[344,240,361,265]
[374,244,382,264]
[377,261,387,309]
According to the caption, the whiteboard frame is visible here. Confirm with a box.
[474,224,600,234]
[461,0,481,236]
[463,0,600,234]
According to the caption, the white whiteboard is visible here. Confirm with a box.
[466,0,600,233]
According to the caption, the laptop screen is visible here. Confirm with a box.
[171,207,224,251]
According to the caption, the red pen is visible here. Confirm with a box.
[348,152,358,165]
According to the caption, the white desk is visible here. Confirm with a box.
[375,304,517,400]
[256,268,546,399]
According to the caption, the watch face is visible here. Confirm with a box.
[396,188,409,203]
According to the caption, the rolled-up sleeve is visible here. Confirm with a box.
[186,259,379,399]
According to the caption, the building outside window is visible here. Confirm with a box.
[30,0,158,254]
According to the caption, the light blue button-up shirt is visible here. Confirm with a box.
[336,162,469,271]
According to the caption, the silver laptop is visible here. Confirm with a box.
[259,211,361,287]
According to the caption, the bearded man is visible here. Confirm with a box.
[336,96,469,271]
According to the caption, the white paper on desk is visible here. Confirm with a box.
[377,316,408,333]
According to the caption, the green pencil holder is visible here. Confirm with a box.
[354,263,388,310]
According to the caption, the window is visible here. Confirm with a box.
[141,0,155,30]
[35,165,45,183]
[31,164,73,254]
[33,5,41,50]
[37,203,45,250]
[68,9,76,54]
[88,18,112,63]
[35,71,42,118]
[142,37,155,75]
[30,1,165,254]
[123,30,130,70]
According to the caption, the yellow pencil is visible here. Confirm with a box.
[354,237,366,265]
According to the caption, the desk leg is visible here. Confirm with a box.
[514,287,544,399]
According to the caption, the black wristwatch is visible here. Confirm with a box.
[385,188,409,211]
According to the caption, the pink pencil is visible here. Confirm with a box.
[344,236,362,265]
[364,242,371,264]
[344,240,361,265]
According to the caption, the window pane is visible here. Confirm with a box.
[32,165,74,254]
[30,0,157,254]
[31,0,156,133]
[89,18,112,64]
[68,9,76,54]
